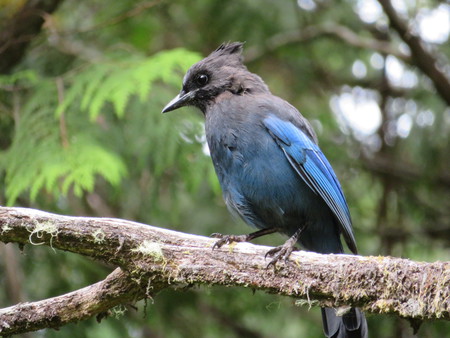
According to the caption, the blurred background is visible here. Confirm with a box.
[0,0,449,337]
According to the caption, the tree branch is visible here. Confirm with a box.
[0,0,64,74]
[0,268,153,336]
[362,154,450,188]
[0,207,448,336]
[245,24,410,63]
[378,0,450,106]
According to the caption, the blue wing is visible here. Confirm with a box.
[263,115,357,253]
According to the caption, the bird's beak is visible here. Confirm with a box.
[162,90,193,113]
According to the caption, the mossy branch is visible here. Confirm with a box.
[0,207,448,335]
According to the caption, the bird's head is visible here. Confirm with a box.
[162,42,269,114]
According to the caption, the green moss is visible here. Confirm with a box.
[28,221,59,248]
[132,240,166,263]
[295,299,320,308]
[92,229,106,243]
[110,305,127,318]
[1,223,12,234]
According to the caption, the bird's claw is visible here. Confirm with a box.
[211,233,247,250]
[265,244,295,268]
[211,233,229,250]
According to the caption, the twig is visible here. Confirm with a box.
[246,24,410,63]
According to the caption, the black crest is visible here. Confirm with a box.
[214,42,244,56]
[203,41,246,69]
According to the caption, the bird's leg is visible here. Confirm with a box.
[211,227,279,250]
[265,226,305,268]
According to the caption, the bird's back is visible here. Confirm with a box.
[205,93,344,254]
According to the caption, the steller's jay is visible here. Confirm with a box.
[162,42,368,338]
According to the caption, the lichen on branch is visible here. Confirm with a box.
[0,207,448,336]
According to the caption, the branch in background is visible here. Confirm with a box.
[76,0,161,33]
[0,268,151,336]
[362,154,450,188]
[378,0,450,106]
[42,13,103,62]
[246,24,410,63]
[0,0,64,74]
[0,207,448,335]
[0,244,26,304]
[198,302,263,338]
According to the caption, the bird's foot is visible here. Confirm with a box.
[211,233,249,250]
[264,242,296,268]
[211,228,279,250]
[265,227,304,268]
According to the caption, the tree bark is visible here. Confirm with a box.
[0,207,448,335]
[0,267,150,336]
[0,0,64,74]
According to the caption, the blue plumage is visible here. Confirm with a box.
[263,115,357,254]
[162,42,367,338]
[202,94,347,255]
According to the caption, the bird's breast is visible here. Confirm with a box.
[206,118,306,209]
[204,103,340,250]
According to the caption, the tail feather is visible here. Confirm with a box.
[321,307,368,338]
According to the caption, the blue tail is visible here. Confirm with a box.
[321,307,368,338]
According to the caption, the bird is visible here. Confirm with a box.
[162,42,368,338]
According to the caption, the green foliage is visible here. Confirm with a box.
[56,49,200,119]
[0,82,125,205]
[0,70,38,86]
[0,48,202,205]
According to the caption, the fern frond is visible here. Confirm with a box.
[0,48,205,206]
[58,48,201,119]
[1,78,127,205]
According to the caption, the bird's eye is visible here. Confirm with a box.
[196,74,209,87]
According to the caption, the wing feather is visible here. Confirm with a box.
[263,115,357,253]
